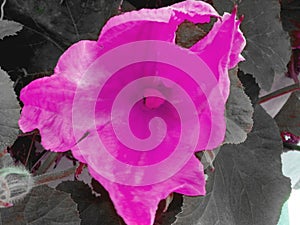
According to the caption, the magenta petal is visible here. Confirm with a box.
[89,155,205,225]
[228,18,246,68]
[19,40,102,152]
[19,75,76,152]
[190,9,245,68]
[98,0,219,54]
[18,1,246,225]
[70,40,225,187]
[55,40,103,84]
[191,9,246,99]
[169,0,220,23]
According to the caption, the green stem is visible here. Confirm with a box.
[33,166,76,186]
[258,83,300,104]
[284,143,300,151]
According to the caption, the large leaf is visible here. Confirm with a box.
[57,180,123,225]
[225,69,253,144]
[214,0,291,91]
[275,92,300,136]
[7,0,121,46]
[3,0,121,73]
[173,105,291,225]
[0,20,23,40]
[0,185,80,225]
[0,68,20,151]
[8,0,120,46]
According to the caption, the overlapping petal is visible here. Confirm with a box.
[89,156,205,225]
[97,0,220,54]
[19,41,103,154]
[191,7,246,99]
[18,1,246,225]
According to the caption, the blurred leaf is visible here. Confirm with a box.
[121,0,136,12]
[176,18,216,48]
[27,41,63,74]
[173,105,291,225]
[281,0,300,32]
[0,185,80,225]
[295,179,300,189]
[275,92,300,136]
[225,69,253,144]
[214,0,291,91]
[0,68,20,151]
[0,20,23,40]
[57,180,123,225]
[0,152,14,168]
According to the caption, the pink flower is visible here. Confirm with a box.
[19,1,245,225]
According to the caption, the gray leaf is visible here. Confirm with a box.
[275,92,300,136]
[0,20,23,40]
[5,0,121,72]
[225,69,253,144]
[281,0,300,32]
[214,0,291,91]
[199,69,254,170]
[0,185,80,225]
[0,68,20,151]
[8,0,121,46]
[173,105,291,225]
[57,180,122,225]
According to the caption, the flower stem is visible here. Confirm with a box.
[284,142,300,151]
[33,166,76,187]
[18,130,39,137]
[0,0,7,20]
[25,132,37,167]
[35,152,61,175]
[258,82,300,104]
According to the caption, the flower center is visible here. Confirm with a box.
[143,88,165,109]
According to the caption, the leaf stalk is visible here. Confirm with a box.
[258,83,300,104]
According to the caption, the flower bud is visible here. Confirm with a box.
[0,166,33,207]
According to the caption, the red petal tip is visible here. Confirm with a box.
[239,14,245,22]
[232,4,238,14]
